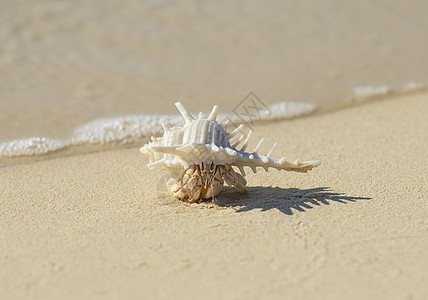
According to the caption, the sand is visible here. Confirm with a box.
[1,92,427,299]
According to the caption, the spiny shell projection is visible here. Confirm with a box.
[140,102,320,202]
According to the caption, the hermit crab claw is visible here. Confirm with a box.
[140,102,320,202]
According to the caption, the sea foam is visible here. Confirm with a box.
[353,82,427,98]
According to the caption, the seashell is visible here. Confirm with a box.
[140,102,320,202]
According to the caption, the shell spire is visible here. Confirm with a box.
[227,124,245,138]
[253,138,264,154]
[266,143,277,157]
[175,102,194,124]
[208,105,219,121]
[240,130,252,152]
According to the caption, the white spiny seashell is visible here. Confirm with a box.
[140,102,320,202]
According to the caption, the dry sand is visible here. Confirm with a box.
[1,92,427,299]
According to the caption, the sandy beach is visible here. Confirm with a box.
[1,0,428,299]
[1,92,427,299]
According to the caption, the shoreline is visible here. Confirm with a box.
[1,88,427,169]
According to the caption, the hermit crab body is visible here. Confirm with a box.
[140,102,320,202]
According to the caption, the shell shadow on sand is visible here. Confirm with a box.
[215,186,371,215]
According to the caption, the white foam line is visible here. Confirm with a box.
[353,85,391,97]
[353,82,427,98]
[0,137,70,157]
[402,82,427,92]
[0,101,317,158]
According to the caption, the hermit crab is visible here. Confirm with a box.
[140,102,320,202]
